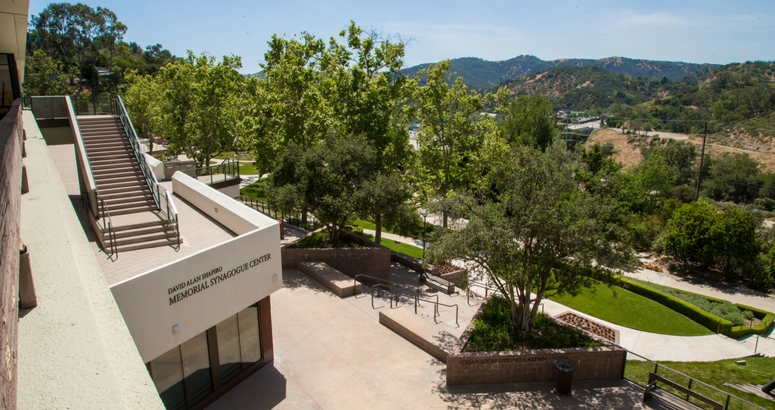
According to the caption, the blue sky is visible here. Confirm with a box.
[28,0,775,74]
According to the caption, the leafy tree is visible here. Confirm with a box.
[27,3,128,112]
[702,152,762,204]
[413,60,487,227]
[663,200,760,277]
[714,204,761,277]
[662,199,719,267]
[253,33,330,175]
[355,172,413,244]
[640,140,697,185]
[149,52,244,167]
[430,144,632,332]
[331,22,414,173]
[498,93,558,151]
[628,150,679,213]
[23,50,74,95]
[27,3,93,83]
[123,70,159,136]
[270,135,375,244]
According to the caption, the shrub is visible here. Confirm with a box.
[643,281,748,325]
[464,297,603,352]
[617,278,774,337]
[663,200,762,279]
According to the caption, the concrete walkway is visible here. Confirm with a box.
[623,267,775,315]
[361,229,775,361]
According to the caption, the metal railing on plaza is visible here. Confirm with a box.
[235,195,324,232]
[195,158,240,185]
[353,273,459,327]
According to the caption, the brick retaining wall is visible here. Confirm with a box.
[0,100,23,409]
[281,230,390,282]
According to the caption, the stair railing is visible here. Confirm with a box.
[112,95,180,247]
[95,191,118,258]
[195,158,240,185]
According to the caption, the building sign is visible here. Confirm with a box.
[461,356,549,365]
[167,253,272,305]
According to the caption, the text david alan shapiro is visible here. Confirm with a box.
[167,253,271,305]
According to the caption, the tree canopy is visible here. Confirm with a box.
[430,144,632,332]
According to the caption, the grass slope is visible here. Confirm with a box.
[549,281,712,336]
[625,357,775,409]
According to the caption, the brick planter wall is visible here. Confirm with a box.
[281,230,390,282]
[446,295,626,386]
[439,269,466,288]
[446,346,626,386]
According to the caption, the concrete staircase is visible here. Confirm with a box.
[78,115,178,252]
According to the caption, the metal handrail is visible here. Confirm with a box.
[195,158,241,185]
[95,191,118,258]
[626,350,765,410]
[112,95,160,209]
[353,274,421,298]
[112,95,180,248]
[236,195,323,232]
[371,284,396,309]
[466,282,503,306]
[414,294,459,326]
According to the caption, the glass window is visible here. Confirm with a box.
[180,332,212,407]
[238,306,262,367]
[150,347,186,410]
[216,314,242,384]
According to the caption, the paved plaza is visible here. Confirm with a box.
[207,269,677,410]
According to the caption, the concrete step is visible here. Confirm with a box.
[89,153,136,163]
[113,219,169,232]
[107,224,175,241]
[92,163,138,172]
[100,191,152,201]
[104,199,156,211]
[108,205,157,216]
[98,181,148,192]
[113,231,177,247]
[87,146,132,154]
[115,237,178,253]
[95,172,142,182]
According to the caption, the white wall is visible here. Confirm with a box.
[144,153,164,181]
[110,173,283,362]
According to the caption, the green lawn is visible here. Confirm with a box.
[237,161,257,175]
[549,281,712,336]
[352,218,435,241]
[625,357,775,409]
[354,231,425,259]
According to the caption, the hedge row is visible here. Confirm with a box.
[727,303,775,338]
[617,278,733,333]
[616,277,774,338]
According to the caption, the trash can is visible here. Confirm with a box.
[555,362,575,396]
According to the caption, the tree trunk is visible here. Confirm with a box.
[375,214,382,245]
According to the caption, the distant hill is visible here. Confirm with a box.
[402,55,716,90]
[497,65,693,112]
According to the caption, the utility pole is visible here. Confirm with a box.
[694,122,708,201]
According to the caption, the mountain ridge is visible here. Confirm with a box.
[402,55,718,90]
